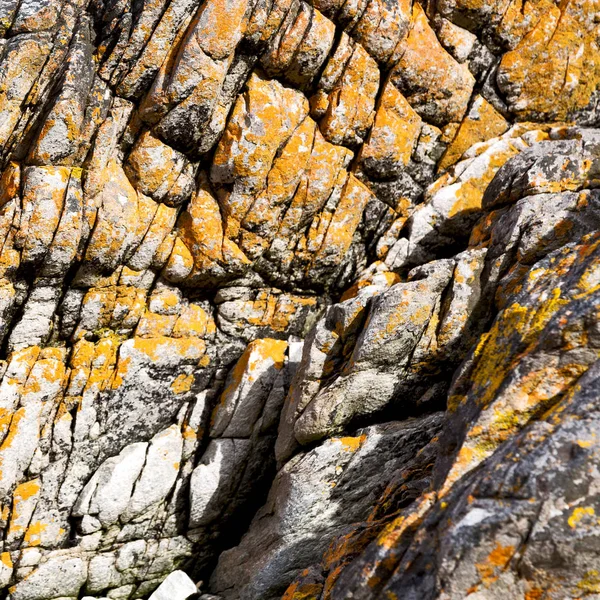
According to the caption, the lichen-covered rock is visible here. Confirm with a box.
[359,79,422,179]
[276,251,487,459]
[390,3,475,127]
[0,1,599,599]
[279,131,600,600]
[211,414,444,599]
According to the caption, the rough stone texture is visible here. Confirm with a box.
[0,1,599,600]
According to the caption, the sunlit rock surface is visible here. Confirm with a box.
[0,1,599,599]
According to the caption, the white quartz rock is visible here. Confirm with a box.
[122,424,183,521]
[73,442,148,526]
[149,570,198,600]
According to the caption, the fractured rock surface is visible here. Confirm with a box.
[0,0,599,599]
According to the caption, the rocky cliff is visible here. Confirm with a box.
[0,0,599,599]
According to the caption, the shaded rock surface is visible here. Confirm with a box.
[0,1,599,599]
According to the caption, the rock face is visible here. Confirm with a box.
[0,1,599,599]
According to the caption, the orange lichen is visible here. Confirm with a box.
[439,96,509,172]
[1,552,12,570]
[338,434,367,452]
[281,574,323,600]
[360,80,421,172]
[498,1,600,120]
[308,175,373,279]
[23,520,47,547]
[524,588,545,600]
[390,3,474,125]
[475,543,515,586]
[182,424,198,441]
[319,44,379,146]
[0,162,20,209]
[171,373,195,394]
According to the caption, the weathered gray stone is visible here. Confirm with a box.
[212,414,443,599]
[0,3,599,599]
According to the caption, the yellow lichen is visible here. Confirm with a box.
[568,506,595,529]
